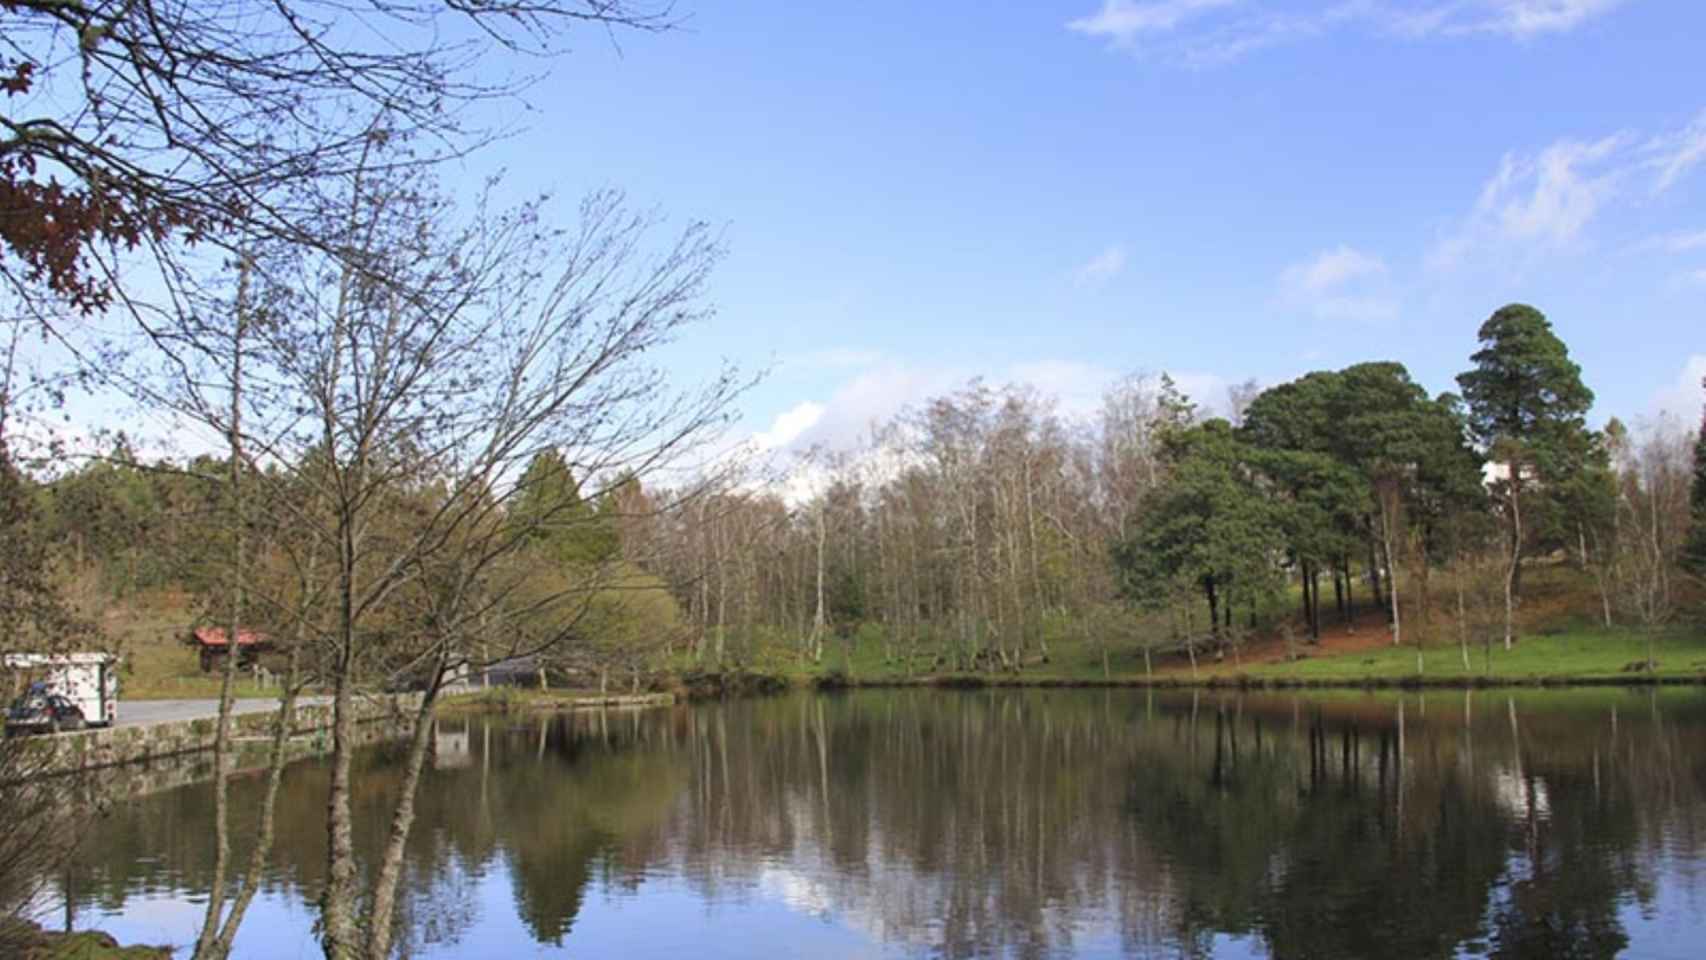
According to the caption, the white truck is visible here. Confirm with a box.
[3,653,120,727]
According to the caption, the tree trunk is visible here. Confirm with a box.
[318,647,360,960]
[1503,480,1522,651]
[363,677,444,960]
[1340,559,1353,626]
[810,502,826,664]
[1309,565,1322,642]
[192,263,251,960]
[1383,533,1401,648]
[1300,561,1315,640]
[1368,541,1386,618]
[1455,557,1471,673]
[1204,578,1220,643]
[208,658,301,958]
[1508,464,1526,601]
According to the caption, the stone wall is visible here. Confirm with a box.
[9,694,422,786]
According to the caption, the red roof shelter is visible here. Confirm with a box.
[189,627,273,672]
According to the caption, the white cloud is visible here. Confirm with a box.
[1649,229,1706,253]
[1068,1,1626,64]
[1279,245,1399,322]
[780,362,969,455]
[1435,112,1706,271]
[1477,0,1627,36]
[1168,371,1239,416]
[752,401,825,452]
[737,360,1244,467]
[1646,109,1706,195]
[1432,134,1628,269]
[1072,244,1129,287]
[1650,354,1706,424]
[1008,359,1122,417]
[1067,0,1239,46]
[731,359,1255,504]
[1491,137,1626,243]
[1282,245,1387,294]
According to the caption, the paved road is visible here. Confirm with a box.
[116,698,326,728]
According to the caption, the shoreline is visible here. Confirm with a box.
[436,690,677,714]
[413,665,1706,715]
[668,668,1706,695]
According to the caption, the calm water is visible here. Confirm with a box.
[51,689,1706,958]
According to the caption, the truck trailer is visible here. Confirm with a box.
[2,653,120,727]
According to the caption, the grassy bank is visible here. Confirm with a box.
[73,576,1706,702]
[694,564,1705,691]
[1246,625,1706,682]
[5,923,167,959]
[725,620,1706,691]
[89,595,280,701]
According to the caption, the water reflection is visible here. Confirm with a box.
[58,689,1706,958]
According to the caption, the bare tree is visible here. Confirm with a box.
[1616,416,1693,670]
[229,172,740,960]
[2,0,674,320]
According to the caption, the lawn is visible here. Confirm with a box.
[1246,623,1706,681]
[100,594,281,701]
[719,618,1706,688]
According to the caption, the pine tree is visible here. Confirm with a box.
[1685,377,1706,576]
[1456,304,1596,603]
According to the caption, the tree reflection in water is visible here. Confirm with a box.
[57,689,1706,958]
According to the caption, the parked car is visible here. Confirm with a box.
[1,653,119,726]
[5,684,88,735]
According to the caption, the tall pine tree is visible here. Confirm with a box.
[1456,304,1597,600]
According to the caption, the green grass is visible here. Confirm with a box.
[691,617,1706,689]
[118,629,279,700]
[92,595,281,701]
[4,924,169,960]
[91,572,1706,697]
[1250,624,1706,682]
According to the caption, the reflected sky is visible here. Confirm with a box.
[48,688,1706,959]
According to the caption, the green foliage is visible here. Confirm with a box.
[1116,420,1287,630]
[1241,362,1484,564]
[0,444,99,652]
[509,450,618,569]
[1456,304,1603,552]
[1456,304,1595,455]
[580,566,683,665]
[1687,382,1706,577]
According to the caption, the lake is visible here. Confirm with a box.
[51,688,1706,958]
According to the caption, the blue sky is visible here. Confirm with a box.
[23,1,1703,463]
[455,0,1704,455]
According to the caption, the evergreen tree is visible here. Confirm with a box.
[1456,304,1597,599]
[510,449,618,568]
[1686,378,1706,576]
[1116,420,1287,662]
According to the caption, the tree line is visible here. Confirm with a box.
[642,305,1705,677]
